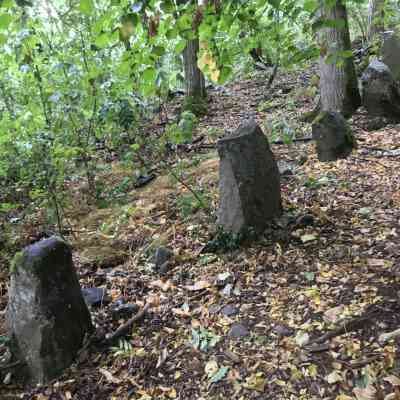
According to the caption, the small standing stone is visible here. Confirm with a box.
[382,32,400,82]
[217,120,282,233]
[361,60,400,119]
[312,111,356,162]
[153,246,174,274]
[6,237,93,384]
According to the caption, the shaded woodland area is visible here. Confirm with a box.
[0,0,400,399]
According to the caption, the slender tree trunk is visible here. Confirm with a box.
[368,0,385,40]
[183,38,206,100]
[318,0,361,118]
[177,0,206,112]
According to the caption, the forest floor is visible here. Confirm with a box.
[1,67,400,400]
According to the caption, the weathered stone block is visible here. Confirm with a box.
[312,111,356,162]
[217,120,282,233]
[6,237,93,384]
[382,32,400,82]
[361,60,400,119]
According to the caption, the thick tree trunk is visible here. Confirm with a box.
[368,0,385,40]
[183,38,206,100]
[318,0,361,118]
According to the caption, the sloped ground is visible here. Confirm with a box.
[1,68,400,399]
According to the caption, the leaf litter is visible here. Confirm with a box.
[1,69,400,399]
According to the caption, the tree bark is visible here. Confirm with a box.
[318,0,361,118]
[183,38,206,100]
[368,0,385,40]
[177,0,206,110]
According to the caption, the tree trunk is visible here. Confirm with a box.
[318,0,361,118]
[177,0,206,113]
[368,0,385,40]
[183,38,206,100]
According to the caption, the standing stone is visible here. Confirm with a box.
[217,120,282,233]
[6,237,93,384]
[361,60,400,119]
[382,32,400,82]
[312,111,356,162]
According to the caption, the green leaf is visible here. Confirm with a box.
[303,272,315,282]
[209,366,229,383]
[142,67,156,84]
[152,45,165,56]
[303,0,317,13]
[218,66,232,84]
[0,13,12,29]
[175,39,186,53]
[94,31,118,48]
[79,0,94,15]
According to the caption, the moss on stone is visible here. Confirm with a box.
[9,251,24,274]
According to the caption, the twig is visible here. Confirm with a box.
[165,164,207,209]
[353,157,392,169]
[335,355,382,369]
[311,314,374,344]
[103,303,150,346]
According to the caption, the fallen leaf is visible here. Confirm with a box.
[325,370,343,384]
[295,331,310,347]
[324,305,345,324]
[99,368,121,384]
[205,360,219,377]
[209,366,229,384]
[243,372,266,392]
[353,385,377,400]
[185,280,211,291]
[384,375,400,386]
[149,279,175,291]
[301,233,318,243]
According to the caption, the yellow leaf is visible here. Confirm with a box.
[243,373,266,392]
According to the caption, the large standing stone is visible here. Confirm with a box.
[382,32,400,82]
[312,111,356,162]
[217,120,282,233]
[361,60,400,119]
[6,237,93,384]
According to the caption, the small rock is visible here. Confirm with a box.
[273,324,293,337]
[221,305,239,317]
[361,60,400,119]
[228,323,250,338]
[153,246,174,274]
[312,111,356,162]
[111,303,139,321]
[382,32,400,81]
[82,287,110,307]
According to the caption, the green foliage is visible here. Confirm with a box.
[9,250,23,274]
[264,117,297,145]
[0,0,379,234]
[191,327,221,352]
[204,226,257,253]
